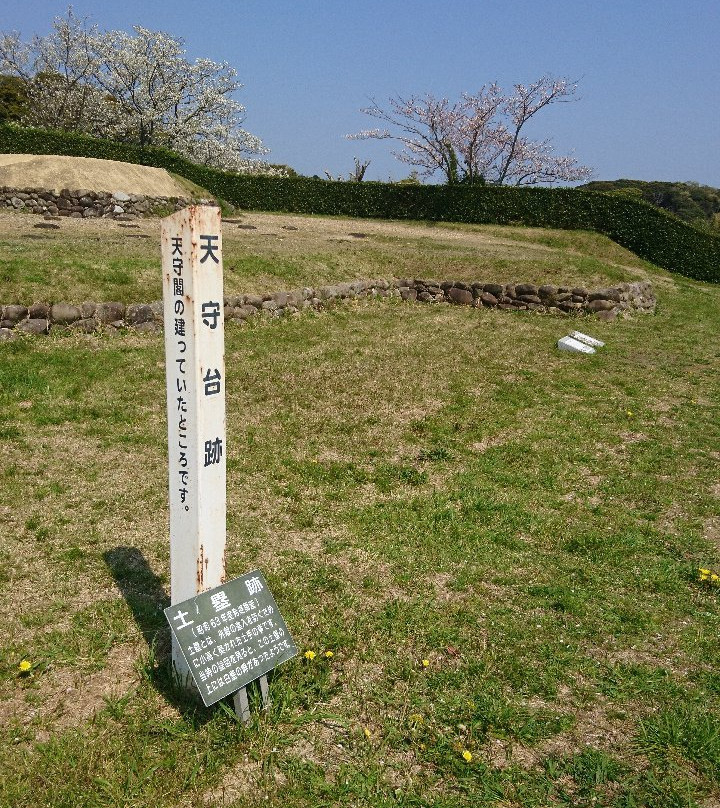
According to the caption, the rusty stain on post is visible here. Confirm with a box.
[197,544,204,589]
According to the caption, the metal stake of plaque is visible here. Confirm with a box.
[232,675,270,725]
[233,686,251,724]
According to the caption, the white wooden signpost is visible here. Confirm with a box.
[162,204,227,678]
[161,206,293,720]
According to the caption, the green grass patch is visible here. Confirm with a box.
[0,208,655,304]
[0,216,718,806]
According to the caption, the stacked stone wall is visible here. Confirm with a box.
[0,279,655,339]
[0,186,202,218]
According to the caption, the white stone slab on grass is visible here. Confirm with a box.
[569,330,605,348]
[557,336,596,354]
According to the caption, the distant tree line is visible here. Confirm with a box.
[581,179,720,231]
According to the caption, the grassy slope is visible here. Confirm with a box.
[0,211,719,807]
[0,210,654,305]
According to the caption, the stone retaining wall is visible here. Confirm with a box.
[0,279,655,339]
[0,186,198,219]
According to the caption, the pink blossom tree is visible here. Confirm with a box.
[349,77,593,186]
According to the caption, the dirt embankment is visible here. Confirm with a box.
[0,154,192,197]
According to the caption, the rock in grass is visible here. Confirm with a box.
[131,321,161,333]
[17,319,49,335]
[28,302,50,319]
[586,299,614,312]
[70,318,99,333]
[448,287,473,305]
[2,304,28,323]
[96,302,126,324]
[126,304,154,325]
[50,303,82,324]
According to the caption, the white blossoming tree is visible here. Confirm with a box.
[0,8,281,175]
[349,77,592,186]
[0,11,120,138]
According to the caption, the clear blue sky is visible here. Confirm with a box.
[4,1,720,186]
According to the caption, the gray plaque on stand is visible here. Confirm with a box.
[164,569,297,707]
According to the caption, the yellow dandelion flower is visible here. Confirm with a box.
[324,650,334,658]
[422,659,430,668]
[462,750,473,763]
[626,410,634,417]
[712,574,720,583]
[304,650,316,660]
[19,660,32,673]
[699,568,712,576]
[409,713,424,723]
[363,727,371,739]
[419,743,426,751]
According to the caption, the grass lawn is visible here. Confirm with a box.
[0,209,654,305]
[0,210,719,807]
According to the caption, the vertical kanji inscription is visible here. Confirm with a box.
[161,205,226,686]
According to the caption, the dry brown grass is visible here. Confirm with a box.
[0,154,192,196]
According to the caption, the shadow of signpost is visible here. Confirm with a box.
[104,546,170,647]
[104,546,209,715]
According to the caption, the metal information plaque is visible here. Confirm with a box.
[164,569,297,707]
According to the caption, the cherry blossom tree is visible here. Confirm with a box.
[0,8,280,174]
[349,77,592,186]
[0,10,120,138]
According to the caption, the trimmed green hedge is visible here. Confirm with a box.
[1,123,718,282]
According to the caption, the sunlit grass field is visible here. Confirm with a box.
[1,210,719,807]
[0,208,653,304]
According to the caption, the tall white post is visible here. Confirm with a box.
[161,205,226,683]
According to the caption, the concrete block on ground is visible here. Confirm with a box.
[557,336,596,354]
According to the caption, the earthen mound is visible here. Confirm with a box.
[0,154,192,197]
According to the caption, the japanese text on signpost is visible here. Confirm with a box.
[165,570,298,706]
[161,206,227,683]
